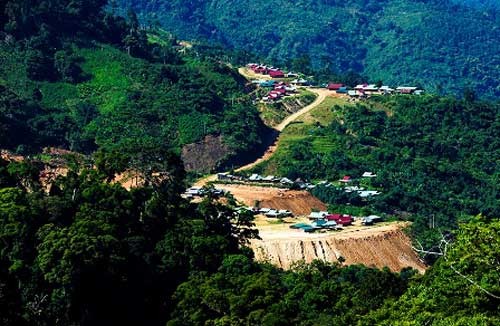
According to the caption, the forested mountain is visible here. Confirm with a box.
[119,0,500,98]
[0,1,499,325]
[454,0,500,9]
[0,0,267,172]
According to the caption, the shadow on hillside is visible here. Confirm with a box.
[220,125,279,172]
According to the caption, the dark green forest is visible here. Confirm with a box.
[1,157,498,325]
[0,1,499,325]
[119,0,500,98]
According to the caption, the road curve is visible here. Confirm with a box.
[235,88,329,172]
[275,88,328,131]
[195,72,331,185]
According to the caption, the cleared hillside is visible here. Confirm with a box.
[251,223,427,272]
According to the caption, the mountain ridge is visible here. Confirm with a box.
[119,0,500,98]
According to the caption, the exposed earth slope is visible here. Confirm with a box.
[251,221,427,272]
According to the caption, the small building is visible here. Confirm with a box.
[278,209,293,217]
[291,78,309,86]
[249,174,263,181]
[339,176,352,183]
[362,215,382,225]
[336,86,348,94]
[337,215,353,226]
[326,214,342,221]
[396,86,418,94]
[309,211,329,220]
[358,190,381,198]
[379,86,394,94]
[280,177,294,185]
[259,80,276,87]
[262,175,276,182]
[363,84,380,94]
[362,172,377,178]
[269,70,285,78]
[217,172,233,181]
[185,187,203,196]
[354,84,368,90]
[327,83,344,91]
[323,220,338,229]
[265,209,279,218]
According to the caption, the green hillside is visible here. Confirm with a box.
[0,1,499,325]
[120,0,500,98]
[0,2,267,172]
[253,94,499,250]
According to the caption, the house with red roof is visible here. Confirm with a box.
[327,83,344,91]
[269,70,285,78]
[339,176,352,183]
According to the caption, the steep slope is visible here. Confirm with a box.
[121,0,500,98]
[251,223,427,272]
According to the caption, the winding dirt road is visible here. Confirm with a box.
[194,73,332,184]
[234,88,329,172]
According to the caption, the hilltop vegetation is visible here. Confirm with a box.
[0,0,267,171]
[0,1,499,325]
[120,0,500,98]
[2,154,498,325]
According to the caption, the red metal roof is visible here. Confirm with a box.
[327,83,344,90]
[269,70,285,77]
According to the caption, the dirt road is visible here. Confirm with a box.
[238,67,272,80]
[275,88,329,131]
[235,87,329,172]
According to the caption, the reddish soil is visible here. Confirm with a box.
[214,183,327,215]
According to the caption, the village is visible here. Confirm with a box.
[181,63,428,271]
[245,63,424,103]
[184,170,384,234]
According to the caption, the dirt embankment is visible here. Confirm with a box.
[214,183,327,215]
[251,223,427,273]
[181,135,231,173]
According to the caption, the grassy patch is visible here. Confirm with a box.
[77,46,137,113]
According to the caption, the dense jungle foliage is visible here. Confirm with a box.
[0,1,499,325]
[0,0,266,169]
[119,0,500,98]
[1,157,498,325]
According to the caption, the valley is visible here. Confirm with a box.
[0,1,498,324]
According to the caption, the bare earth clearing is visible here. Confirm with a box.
[251,218,426,273]
[214,183,327,215]
[214,183,426,272]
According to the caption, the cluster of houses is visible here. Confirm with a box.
[183,186,224,199]
[218,172,382,198]
[246,63,298,79]
[247,207,293,218]
[326,82,424,98]
[289,212,382,233]
[263,82,298,102]
[217,172,296,185]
